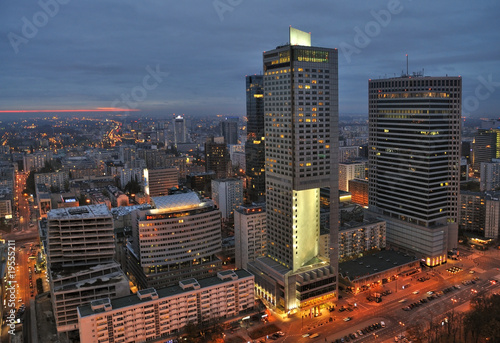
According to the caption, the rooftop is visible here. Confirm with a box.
[150,192,213,212]
[47,204,111,220]
[78,269,253,317]
[339,250,418,281]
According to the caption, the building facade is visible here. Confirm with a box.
[35,171,69,191]
[368,75,461,266]
[143,167,179,197]
[78,270,254,343]
[47,205,130,333]
[319,219,386,262]
[234,204,266,269]
[221,117,239,145]
[211,178,244,220]
[480,162,500,192]
[245,75,266,203]
[127,192,222,289]
[339,162,366,192]
[247,27,339,313]
[205,137,231,179]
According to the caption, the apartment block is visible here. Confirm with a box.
[234,204,266,269]
[78,270,254,343]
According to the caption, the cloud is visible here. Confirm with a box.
[0,0,499,117]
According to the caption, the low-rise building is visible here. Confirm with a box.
[338,250,420,294]
[78,270,254,343]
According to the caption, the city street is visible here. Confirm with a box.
[226,247,500,343]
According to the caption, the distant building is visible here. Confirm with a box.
[186,171,216,197]
[143,167,179,197]
[480,162,500,191]
[127,192,222,289]
[319,218,386,262]
[205,137,231,179]
[106,185,129,207]
[472,130,496,175]
[120,167,143,189]
[229,144,246,172]
[339,162,366,192]
[47,205,129,333]
[339,146,359,163]
[220,117,239,145]
[211,178,244,220]
[78,270,254,343]
[35,183,51,218]
[35,171,69,191]
[0,188,12,219]
[173,115,187,146]
[349,179,369,207]
[460,191,500,239]
[23,151,53,172]
[234,204,266,269]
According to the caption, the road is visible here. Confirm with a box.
[239,247,500,343]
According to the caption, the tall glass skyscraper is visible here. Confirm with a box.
[248,27,339,313]
[368,75,461,266]
[245,75,265,202]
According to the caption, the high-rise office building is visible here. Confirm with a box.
[472,130,495,175]
[368,75,461,266]
[245,75,266,202]
[173,115,187,146]
[248,27,339,312]
[338,162,366,192]
[220,116,239,145]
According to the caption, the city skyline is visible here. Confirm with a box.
[1,1,500,118]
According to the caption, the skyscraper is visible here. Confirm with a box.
[248,27,339,313]
[173,115,187,146]
[368,75,461,266]
[220,116,239,145]
[245,75,266,202]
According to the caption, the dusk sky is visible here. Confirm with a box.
[1,0,499,118]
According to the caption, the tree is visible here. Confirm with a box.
[124,177,141,195]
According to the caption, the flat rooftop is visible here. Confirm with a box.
[47,204,111,220]
[339,250,418,281]
[78,269,253,317]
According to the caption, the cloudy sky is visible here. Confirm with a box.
[1,0,499,118]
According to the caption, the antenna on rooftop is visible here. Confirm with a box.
[406,54,409,76]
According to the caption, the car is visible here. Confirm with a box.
[302,333,310,338]
[357,330,364,336]
[349,333,356,339]
[412,291,420,294]
[276,331,285,336]
[310,333,320,339]
[343,317,352,322]
[381,321,386,328]
[469,270,475,274]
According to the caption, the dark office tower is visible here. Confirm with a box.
[245,75,266,202]
[247,27,339,312]
[472,130,496,175]
[205,136,231,179]
[220,116,239,145]
[368,75,462,267]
